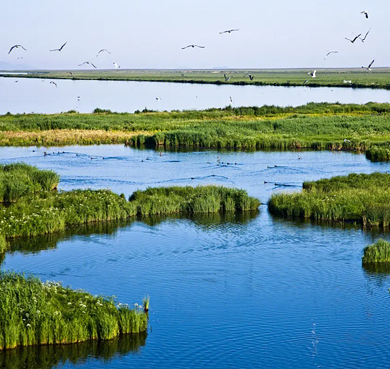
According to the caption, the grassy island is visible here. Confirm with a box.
[3,68,390,90]
[268,172,390,228]
[1,103,390,158]
[362,239,390,264]
[0,272,147,350]
[0,163,59,202]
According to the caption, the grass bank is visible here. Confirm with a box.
[0,186,260,242]
[2,103,390,158]
[362,239,390,264]
[268,173,390,228]
[0,163,59,202]
[0,272,147,350]
[4,68,390,90]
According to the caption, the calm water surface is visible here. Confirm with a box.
[1,77,390,114]
[1,146,390,368]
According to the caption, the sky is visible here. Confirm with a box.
[1,0,389,70]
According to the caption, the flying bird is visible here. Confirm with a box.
[50,81,58,87]
[50,42,67,52]
[345,34,361,43]
[224,74,231,82]
[361,10,369,19]
[8,44,27,54]
[362,59,375,71]
[96,49,111,56]
[359,29,371,42]
[182,45,205,49]
[324,51,338,59]
[78,61,97,68]
[113,62,120,69]
[219,29,239,34]
[308,70,316,78]
[244,73,254,81]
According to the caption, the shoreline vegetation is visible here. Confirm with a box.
[362,239,390,264]
[2,68,390,90]
[1,103,390,161]
[268,173,390,229]
[0,272,148,350]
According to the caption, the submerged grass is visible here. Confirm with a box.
[0,163,59,202]
[0,272,147,350]
[2,103,390,158]
[268,173,390,229]
[362,239,390,264]
[0,186,260,242]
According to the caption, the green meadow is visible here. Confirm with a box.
[3,68,390,89]
[268,173,390,228]
[2,103,390,160]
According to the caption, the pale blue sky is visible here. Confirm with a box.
[1,0,388,69]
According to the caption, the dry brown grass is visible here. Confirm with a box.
[0,130,153,146]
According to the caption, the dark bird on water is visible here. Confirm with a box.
[182,45,205,49]
[219,29,239,34]
[359,29,371,43]
[78,61,97,68]
[96,49,111,56]
[362,59,375,71]
[50,42,67,52]
[345,34,361,43]
[8,44,27,54]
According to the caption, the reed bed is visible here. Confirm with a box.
[0,163,59,202]
[0,186,259,246]
[2,103,390,157]
[362,239,390,264]
[0,272,147,350]
[366,144,390,162]
[268,173,390,228]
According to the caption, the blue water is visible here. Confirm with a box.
[1,146,390,368]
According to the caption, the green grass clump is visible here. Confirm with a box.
[0,272,147,350]
[362,239,390,264]
[0,163,59,202]
[129,186,261,215]
[268,173,390,228]
[366,144,390,162]
[0,186,259,246]
[0,234,6,253]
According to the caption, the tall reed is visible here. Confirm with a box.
[362,239,390,264]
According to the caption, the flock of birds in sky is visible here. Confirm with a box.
[6,9,374,88]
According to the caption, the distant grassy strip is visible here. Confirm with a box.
[362,239,390,264]
[268,173,390,228]
[0,186,260,241]
[0,163,59,202]
[4,68,390,90]
[2,104,390,155]
[0,272,147,350]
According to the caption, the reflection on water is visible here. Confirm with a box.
[0,333,147,369]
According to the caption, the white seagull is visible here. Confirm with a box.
[361,10,369,19]
[308,70,316,78]
[362,59,375,71]
[113,62,120,69]
[8,44,27,54]
[359,29,371,43]
[96,49,111,57]
[219,29,239,34]
[78,61,97,68]
[50,42,67,52]
[182,45,205,49]
[345,34,361,43]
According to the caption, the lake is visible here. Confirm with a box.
[1,145,390,368]
[1,77,390,114]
